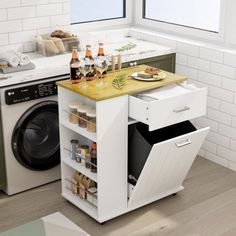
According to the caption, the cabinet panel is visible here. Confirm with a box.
[128,126,209,208]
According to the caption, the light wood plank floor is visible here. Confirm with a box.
[1,157,236,236]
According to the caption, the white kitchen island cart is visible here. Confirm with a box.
[56,65,209,223]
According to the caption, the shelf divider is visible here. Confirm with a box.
[60,119,97,142]
[62,157,97,182]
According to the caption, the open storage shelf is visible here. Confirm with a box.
[61,163,98,220]
[61,119,97,142]
[62,156,97,182]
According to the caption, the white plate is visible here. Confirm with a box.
[131,71,167,82]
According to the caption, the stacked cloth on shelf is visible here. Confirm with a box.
[0,50,35,74]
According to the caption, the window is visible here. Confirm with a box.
[143,0,222,33]
[71,0,126,24]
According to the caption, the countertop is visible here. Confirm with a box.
[0,38,174,88]
[56,65,187,101]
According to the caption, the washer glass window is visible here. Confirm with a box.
[12,101,60,170]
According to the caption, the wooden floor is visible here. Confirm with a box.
[1,157,236,236]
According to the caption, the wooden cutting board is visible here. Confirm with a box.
[56,65,187,101]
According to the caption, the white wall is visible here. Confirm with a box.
[0,0,70,53]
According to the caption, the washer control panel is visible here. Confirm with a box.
[5,81,58,105]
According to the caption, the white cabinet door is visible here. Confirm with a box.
[128,126,209,208]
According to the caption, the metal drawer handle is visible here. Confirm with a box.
[173,106,190,113]
[175,139,192,148]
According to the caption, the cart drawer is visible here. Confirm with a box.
[129,83,207,131]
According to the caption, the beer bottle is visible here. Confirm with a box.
[84,45,95,77]
[97,43,105,57]
[85,45,94,60]
[70,47,80,83]
[97,42,107,75]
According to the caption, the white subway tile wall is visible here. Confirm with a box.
[130,28,236,171]
[177,43,236,169]
[0,0,70,52]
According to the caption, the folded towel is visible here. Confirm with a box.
[0,50,20,67]
[14,51,30,66]
[0,62,35,74]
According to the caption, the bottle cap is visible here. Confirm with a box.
[71,139,79,144]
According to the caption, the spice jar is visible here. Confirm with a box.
[85,153,91,169]
[76,146,81,163]
[71,139,79,160]
[81,145,89,165]
[69,102,81,124]
[77,105,91,128]
[86,109,96,133]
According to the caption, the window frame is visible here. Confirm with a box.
[71,0,126,25]
[70,0,132,32]
[135,0,227,42]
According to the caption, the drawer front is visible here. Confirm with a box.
[129,87,207,131]
[128,126,210,208]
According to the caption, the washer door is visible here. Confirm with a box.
[12,101,60,170]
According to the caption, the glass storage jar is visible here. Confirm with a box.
[77,105,91,128]
[86,109,96,133]
[69,102,82,124]
[70,139,79,160]
[81,145,90,165]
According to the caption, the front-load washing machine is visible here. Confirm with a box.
[0,75,68,195]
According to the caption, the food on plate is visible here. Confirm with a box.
[153,72,166,80]
[137,71,153,78]
[144,66,160,75]
[137,67,161,79]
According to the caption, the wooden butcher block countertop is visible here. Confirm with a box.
[56,65,187,101]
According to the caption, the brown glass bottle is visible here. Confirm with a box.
[90,142,97,173]
[97,42,107,75]
[84,45,95,77]
[97,43,105,57]
[70,47,80,83]
[85,45,94,60]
